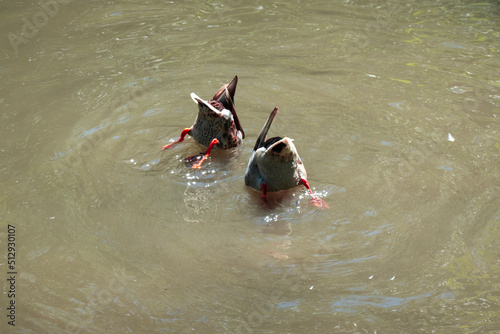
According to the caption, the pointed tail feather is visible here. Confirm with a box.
[213,75,237,109]
[254,107,278,151]
[213,76,244,138]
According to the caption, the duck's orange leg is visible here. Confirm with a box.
[188,138,219,169]
[301,178,329,209]
[162,128,191,150]
[261,182,268,202]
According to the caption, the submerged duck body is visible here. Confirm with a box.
[246,136,305,191]
[162,75,244,168]
[245,107,328,208]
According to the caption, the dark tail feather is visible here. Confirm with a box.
[254,107,278,151]
[213,75,237,109]
[213,76,244,138]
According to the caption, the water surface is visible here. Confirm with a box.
[1,0,499,333]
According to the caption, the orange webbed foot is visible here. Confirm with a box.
[162,143,175,150]
[189,156,207,169]
[186,138,219,169]
[301,178,329,209]
[310,197,329,209]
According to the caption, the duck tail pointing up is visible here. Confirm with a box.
[213,76,244,138]
[254,107,278,151]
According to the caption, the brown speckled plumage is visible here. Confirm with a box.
[190,99,242,149]
[161,76,244,168]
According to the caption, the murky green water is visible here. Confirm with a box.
[1,0,499,333]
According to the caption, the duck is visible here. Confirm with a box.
[162,75,244,169]
[245,107,328,208]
